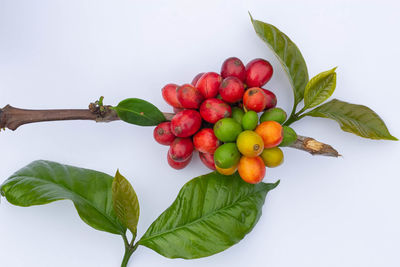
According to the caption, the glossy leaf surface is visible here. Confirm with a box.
[115,98,165,126]
[0,160,126,235]
[250,14,309,107]
[306,99,397,140]
[139,172,279,259]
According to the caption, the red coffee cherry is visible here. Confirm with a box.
[168,138,194,162]
[177,84,204,109]
[262,89,277,110]
[199,152,216,170]
[221,57,246,82]
[167,153,192,170]
[219,77,245,103]
[200,98,232,124]
[191,72,205,86]
[195,72,222,99]
[245,58,273,87]
[243,87,267,112]
[162,83,183,108]
[193,128,220,154]
[171,110,202,137]
[153,122,175,145]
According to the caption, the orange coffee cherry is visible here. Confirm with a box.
[237,156,266,184]
[255,121,283,148]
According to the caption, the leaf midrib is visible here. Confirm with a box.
[306,75,334,107]
[6,175,123,234]
[139,185,269,244]
[116,106,162,123]
[252,19,307,105]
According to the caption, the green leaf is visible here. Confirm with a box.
[115,98,165,126]
[306,99,398,140]
[0,160,126,235]
[303,67,337,109]
[138,172,279,259]
[112,170,140,235]
[250,14,309,108]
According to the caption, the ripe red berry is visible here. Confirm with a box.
[221,57,246,82]
[167,153,192,170]
[169,138,194,162]
[191,72,205,86]
[199,98,232,124]
[199,152,216,170]
[262,89,277,110]
[195,72,222,99]
[177,84,204,109]
[219,77,245,103]
[245,59,273,87]
[171,110,202,137]
[153,122,175,145]
[193,128,220,154]
[162,83,183,108]
[243,87,267,112]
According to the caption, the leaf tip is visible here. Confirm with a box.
[248,11,254,22]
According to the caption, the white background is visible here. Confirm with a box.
[0,1,399,266]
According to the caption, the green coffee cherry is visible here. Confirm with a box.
[260,108,287,124]
[214,143,241,168]
[279,126,297,147]
[213,118,242,142]
[242,111,258,130]
[231,107,245,125]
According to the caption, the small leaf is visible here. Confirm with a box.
[138,172,279,259]
[304,67,337,109]
[250,14,309,108]
[115,98,165,126]
[112,170,140,235]
[306,99,398,140]
[0,160,126,234]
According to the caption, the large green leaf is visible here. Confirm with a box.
[112,170,140,235]
[303,67,337,109]
[0,160,126,235]
[115,98,165,126]
[250,14,309,108]
[138,172,279,259]
[306,99,398,140]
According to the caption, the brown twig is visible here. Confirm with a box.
[0,105,119,131]
[290,135,340,157]
[0,104,340,157]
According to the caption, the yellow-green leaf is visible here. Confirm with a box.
[304,68,337,109]
[112,170,140,235]
[306,99,397,140]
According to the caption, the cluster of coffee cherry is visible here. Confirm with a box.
[153,57,296,184]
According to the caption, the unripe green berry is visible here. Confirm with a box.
[260,108,287,124]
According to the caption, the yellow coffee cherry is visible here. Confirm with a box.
[236,130,264,157]
[260,147,284,167]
